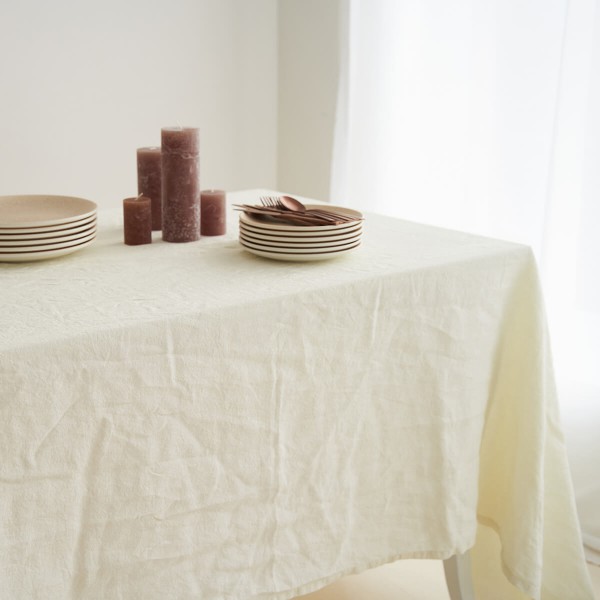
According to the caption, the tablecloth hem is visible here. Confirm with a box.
[251,548,469,600]
[477,513,540,599]
[583,538,600,566]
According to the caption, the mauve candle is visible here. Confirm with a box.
[161,127,200,243]
[123,196,152,245]
[201,189,226,236]
[137,147,162,231]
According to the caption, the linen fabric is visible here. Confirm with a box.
[0,190,593,599]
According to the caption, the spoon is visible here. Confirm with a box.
[280,196,351,223]
[279,195,307,212]
[260,196,362,223]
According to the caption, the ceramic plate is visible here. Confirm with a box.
[240,230,362,249]
[239,239,361,262]
[0,225,97,247]
[0,235,96,263]
[239,234,361,254]
[239,220,362,238]
[0,231,96,254]
[0,215,97,238]
[239,204,363,233]
[239,222,362,242]
[0,195,97,228]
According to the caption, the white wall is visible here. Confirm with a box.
[0,0,278,209]
[277,0,341,201]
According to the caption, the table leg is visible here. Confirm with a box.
[443,552,475,600]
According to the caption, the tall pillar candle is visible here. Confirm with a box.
[201,189,226,236]
[137,147,162,231]
[123,196,152,245]
[161,127,200,242]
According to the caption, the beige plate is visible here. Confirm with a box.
[0,236,96,263]
[0,215,97,238]
[0,231,96,254]
[0,195,97,228]
[239,204,363,233]
[0,225,97,247]
[239,219,362,239]
[239,238,361,261]
[240,235,360,253]
[239,221,362,242]
[240,230,362,249]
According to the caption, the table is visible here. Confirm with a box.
[0,190,594,600]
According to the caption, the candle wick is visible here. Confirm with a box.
[136,193,144,200]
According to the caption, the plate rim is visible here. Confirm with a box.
[239,239,361,261]
[0,225,97,247]
[239,237,362,255]
[0,215,98,239]
[0,212,97,234]
[239,221,362,240]
[0,236,96,263]
[0,195,97,228]
[239,230,362,249]
[0,231,96,253]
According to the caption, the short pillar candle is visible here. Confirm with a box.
[123,196,152,245]
[201,189,226,236]
[137,147,162,231]
[161,127,200,243]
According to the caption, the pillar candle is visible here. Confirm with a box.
[161,127,200,243]
[137,147,162,231]
[201,189,226,236]
[123,196,152,245]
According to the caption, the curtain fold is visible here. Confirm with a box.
[331,0,600,564]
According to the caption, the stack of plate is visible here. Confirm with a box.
[0,195,97,263]
[239,204,363,262]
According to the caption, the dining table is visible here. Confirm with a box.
[0,189,594,600]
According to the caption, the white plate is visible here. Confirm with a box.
[0,236,96,263]
[0,216,97,238]
[239,239,361,262]
[239,234,361,254]
[0,231,96,254]
[0,195,97,228]
[239,220,362,239]
[239,204,363,233]
[240,230,362,249]
[239,222,362,243]
[0,225,97,247]
[0,213,97,234]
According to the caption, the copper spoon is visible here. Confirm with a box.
[279,196,361,222]
[260,196,361,224]
[279,195,307,212]
[262,196,342,223]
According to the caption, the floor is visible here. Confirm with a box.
[296,559,600,600]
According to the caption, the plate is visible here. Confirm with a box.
[0,236,96,263]
[239,221,362,242]
[0,215,97,237]
[239,220,362,239]
[240,230,362,249]
[239,204,363,232]
[0,195,97,228]
[0,225,97,247]
[240,235,361,254]
[0,231,96,254]
[239,239,361,262]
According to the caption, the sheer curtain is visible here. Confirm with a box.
[331,0,600,563]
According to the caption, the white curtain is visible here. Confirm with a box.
[331,0,600,563]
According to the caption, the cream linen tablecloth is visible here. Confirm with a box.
[0,190,594,600]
